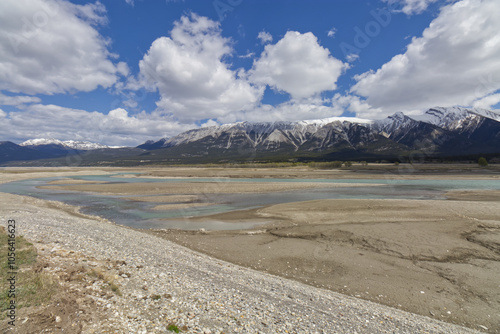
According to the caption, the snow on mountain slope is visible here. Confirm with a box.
[370,112,420,137]
[20,138,109,150]
[472,108,500,122]
[412,107,500,131]
[297,116,372,127]
[21,138,64,146]
[164,117,372,148]
[137,106,499,154]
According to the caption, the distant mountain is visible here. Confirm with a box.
[2,107,499,166]
[1,138,116,165]
[0,141,56,163]
[136,138,169,150]
[138,117,378,152]
[20,138,110,150]
[412,107,500,130]
[137,107,500,162]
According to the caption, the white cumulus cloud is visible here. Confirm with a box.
[332,94,384,120]
[139,14,263,122]
[0,93,41,107]
[1,104,194,146]
[472,93,500,110]
[351,0,500,117]
[257,31,273,44]
[218,97,344,124]
[249,31,348,100]
[0,0,125,95]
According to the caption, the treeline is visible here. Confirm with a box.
[186,161,369,169]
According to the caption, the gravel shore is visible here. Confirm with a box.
[2,192,482,334]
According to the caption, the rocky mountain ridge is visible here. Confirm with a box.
[137,107,500,161]
[2,107,499,165]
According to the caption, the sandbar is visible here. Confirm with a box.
[39,180,382,195]
[151,203,215,211]
[124,195,199,203]
[47,178,109,185]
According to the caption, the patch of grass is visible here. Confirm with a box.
[167,323,180,333]
[0,231,37,271]
[110,282,122,296]
[13,274,57,308]
[88,268,122,296]
[0,227,59,317]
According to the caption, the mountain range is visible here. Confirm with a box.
[20,138,112,150]
[1,107,499,166]
[137,106,500,162]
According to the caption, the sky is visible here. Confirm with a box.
[0,0,499,146]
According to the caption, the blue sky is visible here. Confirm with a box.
[1,0,499,146]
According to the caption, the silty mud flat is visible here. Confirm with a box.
[152,196,500,332]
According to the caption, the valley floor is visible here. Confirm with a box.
[1,165,499,333]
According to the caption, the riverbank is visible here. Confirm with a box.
[1,166,499,333]
[0,191,481,333]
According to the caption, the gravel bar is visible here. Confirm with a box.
[5,194,481,334]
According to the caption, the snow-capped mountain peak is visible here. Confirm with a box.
[469,107,500,122]
[21,138,63,146]
[413,106,499,124]
[297,116,372,126]
[410,106,500,132]
[153,116,373,149]
[4,106,499,166]
[20,138,109,150]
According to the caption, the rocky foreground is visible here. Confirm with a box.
[1,193,481,334]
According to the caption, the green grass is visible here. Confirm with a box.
[167,324,180,333]
[0,227,58,316]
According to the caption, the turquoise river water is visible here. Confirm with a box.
[1,174,499,230]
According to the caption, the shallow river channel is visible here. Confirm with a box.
[1,174,499,230]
